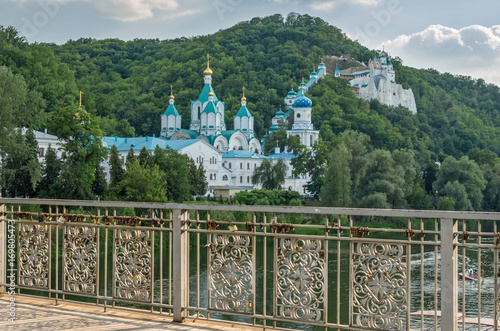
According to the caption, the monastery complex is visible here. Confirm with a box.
[33,51,416,198]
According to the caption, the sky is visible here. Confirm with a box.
[2,0,500,86]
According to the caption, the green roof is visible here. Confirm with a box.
[103,136,200,152]
[202,101,220,114]
[179,129,199,139]
[164,104,179,116]
[197,84,219,103]
[235,105,252,118]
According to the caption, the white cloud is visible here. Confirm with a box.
[267,0,380,10]
[383,24,500,86]
[308,0,381,11]
[163,8,200,20]
[9,0,179,21]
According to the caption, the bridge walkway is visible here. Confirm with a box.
[0,296,261,331]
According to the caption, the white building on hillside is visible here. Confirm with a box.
[339,52,417,114]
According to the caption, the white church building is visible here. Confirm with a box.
[336,52,417,114]
[31,56,328,198]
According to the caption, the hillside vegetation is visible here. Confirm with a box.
[0,13,499,211]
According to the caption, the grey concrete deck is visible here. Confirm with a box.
[0,296,262,331]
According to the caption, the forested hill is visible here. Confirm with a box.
[47,13,372,140]
[48,13,500,162]
[1,13,499,162]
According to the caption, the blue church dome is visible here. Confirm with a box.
[294,95,312,108]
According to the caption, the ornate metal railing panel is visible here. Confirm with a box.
[351,242,407,330]
[18,223,50,289]
[1,199,499,331]
[63,225,98,295]
[207,234,254,314]
[113,228,152,302]
[274,238,326,322]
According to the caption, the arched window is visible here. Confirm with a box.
[240,176,243,183]
[310,135,313,146]
[223,175,228,181]
[247,176,250,183]
[229,163,231,169]
[210,174,213,180]
[214,174,216,180]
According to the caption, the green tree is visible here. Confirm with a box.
[339,130,370,198]
[92,164,108,199]
[441,180,472,211]
[52,105,107,200]
[252,158,287,190]
[482,163,500,211]
[138,146,149,165]
[290,139,329,198]
[116,159,167,202]
[149,146,205,202]
[108,145,125,195]
[438,196,455,211]
[0,128,40,197]
[434,156,486,211]
[188,161,207,197]
[358,149,406,208]
[126,147,136,167]
[37,144,61,198]
[422,160,438,194]
[320,142,352,207]
[0,66,44,145]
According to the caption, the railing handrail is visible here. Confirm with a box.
[1,197,499,220]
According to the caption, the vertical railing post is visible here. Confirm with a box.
[172,208,189,322]
[0,204,6,294]
[440,218,458,331]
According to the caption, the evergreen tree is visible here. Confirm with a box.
[188,160,207,197]
[92,164,108,199]
[126,147,136,167]
[138,146,149,165]
[108,145,125,195]
[37,144,61,198]
[0,128,40,197]
[423,160,438,194]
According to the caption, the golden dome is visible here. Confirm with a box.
[204,67,213,75]
[209,91,214,97]
[204,53,213,75]
[169,85,174,99]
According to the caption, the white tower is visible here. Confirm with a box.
[234,87,254,138]
[286,94,319,149]
[161,85,182,138]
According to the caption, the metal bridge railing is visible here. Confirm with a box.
[0,198,499,330]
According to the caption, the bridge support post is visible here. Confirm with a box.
[0,204,6,295]
[441,218,458,331]
[172,208,189,322]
